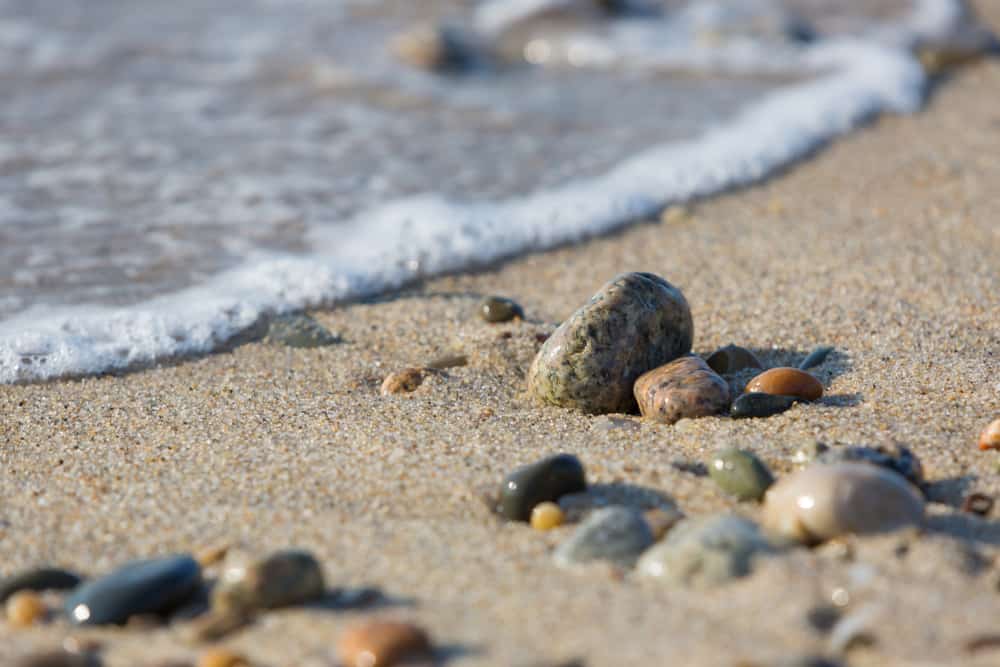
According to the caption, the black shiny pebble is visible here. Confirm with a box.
[0,567,82,602]
[730,392,798,419]
[499,454,587,521]
[64,555,201,626]
[798,345,834,370]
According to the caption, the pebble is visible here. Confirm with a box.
[815,443,924,487]
[391,24,476,71]
[633,356,730,424]
[704,344,762,375]
[380,368,424,396]
[745,368,823,401]
[553,506,654,569]
[530,502,565,531]
[195,544,230,569]
[65,555,201,626]
[213,550,325,613]
[526,272,693,414]
[337,619,432,667]
[798,345,834,370]
[265,313,340,348]
[708,448,774,501]
[961,492,994,516]
[644,508,684,540]
[978,418,1000,450]
[762,463,924,545]
[479,296,523,323]
[498,454,587,522]
[0,567,82,602]
[636,515,777,587]
[15,651,99,667]
[197,649,249,667]
[730,392,798,419]
[6,590,47,627]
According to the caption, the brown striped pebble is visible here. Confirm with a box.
[745,367,823,401]
[978,418,1000,451]
[337,620,432,667]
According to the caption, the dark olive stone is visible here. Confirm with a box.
[266,313,340,348]
[708,448,774,501]
[704,345,763,375]
[479,296,523,323]
[65,555,201,626]
[0,567,82,602]
[798,345,834,370]
[498,454,587,521]
[815,443,924,487]
[730,392,797,419]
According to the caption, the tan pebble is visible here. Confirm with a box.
[6,590,46,627]
[196,544,230,568]
[978,418,1000,451]
[380,368,424,396]
[745,367,823,401]
[198,648,249,667]
[634,356,730,424]
[530,502,565,531]
[762,462,924,545]
[337,620,431,667]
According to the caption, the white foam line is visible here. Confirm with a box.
[0,31,934,383]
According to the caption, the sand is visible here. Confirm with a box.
[2,9,1000,667]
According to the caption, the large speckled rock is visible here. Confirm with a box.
[634,356,730,424]
[762,463,924,545]
[527,272,693,414]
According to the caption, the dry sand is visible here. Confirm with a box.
[2,10,1000,667]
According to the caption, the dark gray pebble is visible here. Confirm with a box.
[798,346,834,370]
[65,555,201,626]
[553,506,654,569]
[499,454,587,521]
[730,392,798,419]
[0,567,82,602]
[479,296,523,323]
[704,344,763,375]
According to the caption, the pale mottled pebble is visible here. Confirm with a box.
[762,463,924,545]
[553,506,654,569]
[380,368,424,396]
[212,550,324,613]
[634,356,730,424]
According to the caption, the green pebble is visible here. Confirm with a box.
[479,296,522,323]
[709,448,774,501]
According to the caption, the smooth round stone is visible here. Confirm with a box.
[65,555,201,626]
[762,463,925,545]
[265,313,340,348]
[634,356,730,424]
[213,550,324,613]
[636,515,778,587]
[337,619,432,667]
[799,345,835,370]
[978,418,1000,450]
[479,296,523,323]
[730,392,798,419]
[815,443,924,487]
[553,506,654,569]
[704,344,762,375]
[380,368,424,396]
[530,502,565,531]
[197,649,248,667]
[526,272,693,414]
[7,590,46,627]
[498,454,587,522]
[0,567,82,602]
[709,448,774,501]
[746,368,823,401]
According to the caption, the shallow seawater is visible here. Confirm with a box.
[0,0,991,381]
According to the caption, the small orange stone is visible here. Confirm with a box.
[6,590,46,627]
[530,502,565,531]
[978,418,1000,451]
[380,368,424,396]
[198,647,249,667]
[745,367,823,401]
[337,620,432,667]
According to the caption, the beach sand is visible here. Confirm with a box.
[2,8,1000,666]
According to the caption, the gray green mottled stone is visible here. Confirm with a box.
[709,448,775,501]
[634,356,730,424]
[526,272,693,414]
[212,549,325,613]
[479,296,523,323]
[0,567,82,602]
[266,313,340,348]
[731,392,798,419]
[499,454,587,521]
[553,506,654,569]
[815,443,924,487]
[704,344,763,375]
[799,345,835,370]
[636,515,778,587]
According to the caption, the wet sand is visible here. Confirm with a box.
[2,8,1000,667]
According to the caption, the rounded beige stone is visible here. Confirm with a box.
[978,418,1000,450]
[762,462,924,544]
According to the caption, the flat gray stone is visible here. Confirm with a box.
[553,506,654,569]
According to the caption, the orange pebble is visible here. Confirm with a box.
[198,648,249,667]
[978,418,1000,451]
[338,620,431,667]
[530,502,565,531]
[745,367,823,401]
[6,590,46,627]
